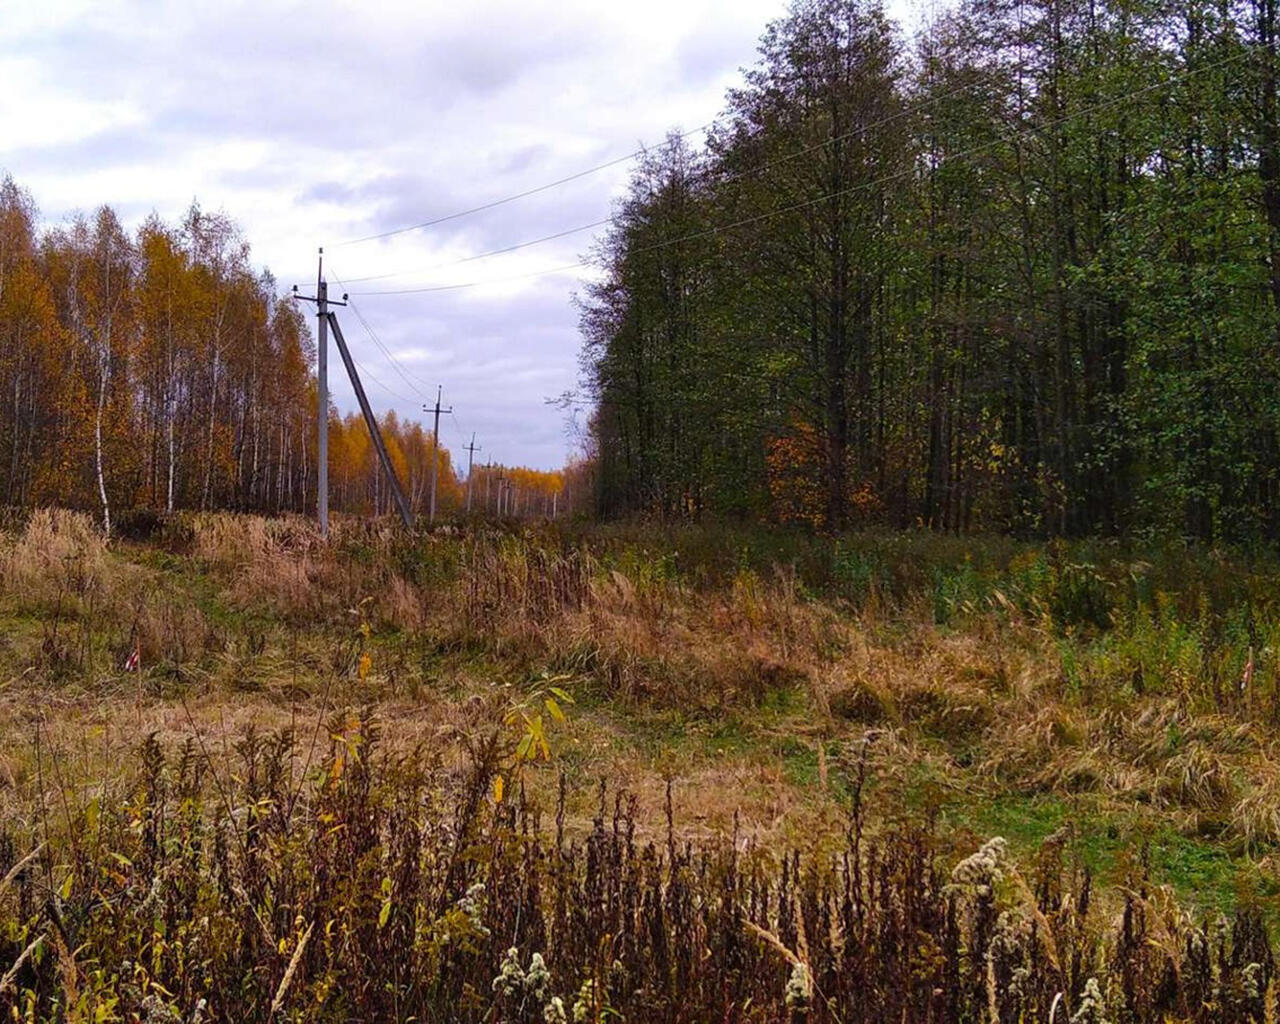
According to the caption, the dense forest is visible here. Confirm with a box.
[581,0,1280,541]
[0,180,563,528]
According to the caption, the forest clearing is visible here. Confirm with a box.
[3,509,1280,1020]
[10,0,1280,1014]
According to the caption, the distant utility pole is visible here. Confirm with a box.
[424,385,453,523]
[464,433,482,513]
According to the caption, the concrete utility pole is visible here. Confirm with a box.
[294,253,414,530]
[317,264,327,536]
[424,385,453,523]
[464,433,481,513]
[291,250,346,537]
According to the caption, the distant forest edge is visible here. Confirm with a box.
[7,0,1280,544]
[579,0,1280,542]
[0,184,563,530]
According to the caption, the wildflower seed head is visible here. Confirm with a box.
[1071,977,1110,1024]
[572,978,596,1023]
[139,994,182,1024]
[459,881,489,935]
[784,962,813,1012]
[493,946,525,998]
[1243,962,1264,1001]
[526,952,552,1002]
[948,837,1008,899]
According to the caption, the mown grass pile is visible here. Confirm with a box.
[2,723,1278,1022]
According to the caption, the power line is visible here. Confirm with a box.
[348,47,1251,298]
[332,64,1025,288]
[345,352,414,404]
[335,218,614,285]
[329,268,436,399]
[308,268,420,404]
[336,121,718,247]
[350,260,590,296]
[330,269,475,454]
[349,299,433,397]
[447,409,471,451]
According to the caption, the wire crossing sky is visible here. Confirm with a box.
[2,0,945,470]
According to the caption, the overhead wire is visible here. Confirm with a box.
[329,268,437,400]
[329,269,477,461]
[330,62,1028,288]
[348,260,590,296]
[350,300,434,397]
[335,121,718,247]
[322,47,1256,452]
[302,283,418,404]
[347,46,1252,298]
[447,409,474,453]
[334,219,614,285]
[343,354,415,404]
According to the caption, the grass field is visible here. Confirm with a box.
[3,509,1280,1020]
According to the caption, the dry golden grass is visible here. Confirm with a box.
[0,509,107,614]
[3,511,1280,899]
[11,512,1280,1022]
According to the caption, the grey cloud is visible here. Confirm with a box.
[5,125,170,174]
[317,272,584,467]
[675,21,760,86]
[498,144,553,176]
[7,0,787,468]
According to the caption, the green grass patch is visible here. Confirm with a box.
[939,790,1272,922]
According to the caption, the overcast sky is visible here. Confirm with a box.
[2,0,924,471]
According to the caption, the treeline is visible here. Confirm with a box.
[0,178,569,527]
[0,179,315,529]
[331,420,567,521]
[467,463,567,518]
[581,0,1280,541]
[329,411,460,518]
